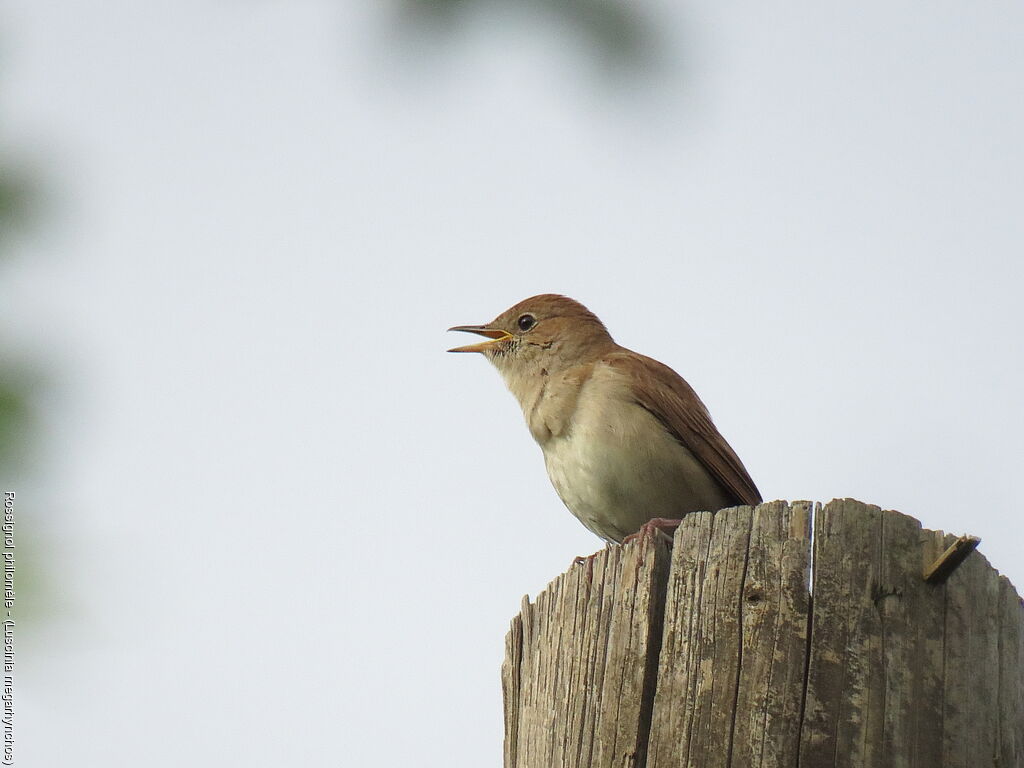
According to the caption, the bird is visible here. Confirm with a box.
[448,294,762,543]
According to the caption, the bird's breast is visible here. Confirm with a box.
[539,365,731,542]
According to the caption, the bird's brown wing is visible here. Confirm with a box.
[606,350,762,507]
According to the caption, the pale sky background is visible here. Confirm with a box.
[3,1,1023,765]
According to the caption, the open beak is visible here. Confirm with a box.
[447,325,513,353]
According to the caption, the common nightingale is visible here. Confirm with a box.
[448,294,761,543]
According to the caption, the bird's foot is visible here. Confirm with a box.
[621,517,682,546]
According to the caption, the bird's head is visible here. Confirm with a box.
[448,294,615,379]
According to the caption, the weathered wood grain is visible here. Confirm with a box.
[594,531,672,767]
[642,509,715,768]
[501,529,671,768]
[647,506,745,768]
[942,539,1002,767]
[877,508,947,767]
[997,575,1024,767]
[503,610,524,768]
[729,500,812,767]
[798,499,886,767]
[644,501,813,768]
[668,504,752,768]
[502,500,1024,768]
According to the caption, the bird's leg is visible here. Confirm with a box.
[621,517,682,546]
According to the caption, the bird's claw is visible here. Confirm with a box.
[621,517,682,546]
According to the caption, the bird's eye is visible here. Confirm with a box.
[517,314,536,332]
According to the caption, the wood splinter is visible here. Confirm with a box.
[923,534,981,584]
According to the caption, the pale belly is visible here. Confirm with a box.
[541,402,731,542]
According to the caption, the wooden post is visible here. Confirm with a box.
[502,499,1024,768]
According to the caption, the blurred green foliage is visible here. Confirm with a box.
[0,168,30,251]
[0,175,21,229]
[0,167,35,474]
[1,111,46,623]
[396,0,661,73]
[0,368,36,474]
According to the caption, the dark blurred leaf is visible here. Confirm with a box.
[0,162,38,469]
[0,374,34,472]
[395,0,661,75]
[552,0,651,63]
[0,167,35,249]
[1,68,49,624]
